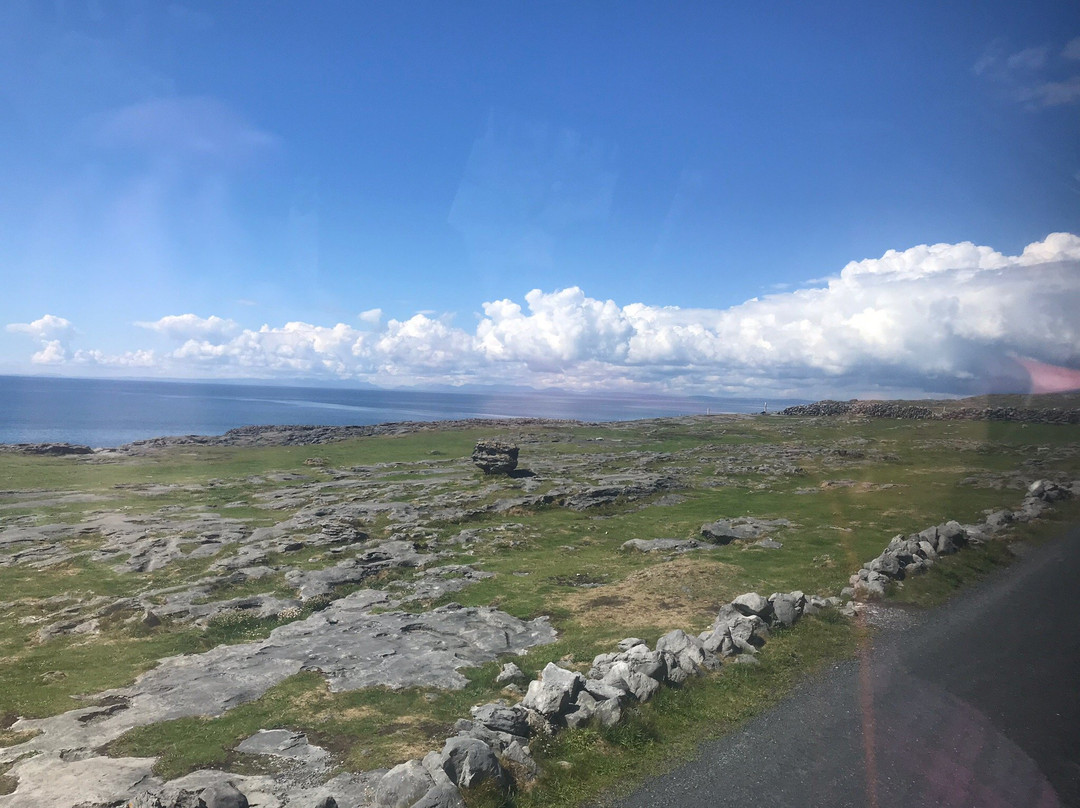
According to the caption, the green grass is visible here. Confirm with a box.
[0,630,206,719]
[1,412,1077,800]
[106,660,517,778]
[0,599,327,720]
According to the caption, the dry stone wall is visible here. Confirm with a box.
[781,400,1080,424]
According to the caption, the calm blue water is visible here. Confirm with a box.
[0,375,803,448]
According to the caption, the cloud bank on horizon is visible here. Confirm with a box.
[8,234,1080,398]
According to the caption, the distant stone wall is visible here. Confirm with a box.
[781,400,1080,424]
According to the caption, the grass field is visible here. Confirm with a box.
[1,410,1077,805]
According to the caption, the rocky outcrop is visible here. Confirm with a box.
[235,729,331,768]
[198,781,249,808]
[563,474,678,510]
[109,419,584,453]
[0,442,94,455]
[0,597,556,808]
[471,441,520,475]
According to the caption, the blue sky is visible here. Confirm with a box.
[2,1,1079,396]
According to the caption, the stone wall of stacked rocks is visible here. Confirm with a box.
[781,400,1080,424]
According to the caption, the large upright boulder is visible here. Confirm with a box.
[471,441,519,475]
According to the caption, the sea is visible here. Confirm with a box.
[0,375,806,448]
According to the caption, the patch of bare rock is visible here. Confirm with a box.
[111,419,584,454]
[700,517,791,545]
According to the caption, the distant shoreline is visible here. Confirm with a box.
[4,376,1076,452]
[0,376,796,448]
[4,389,1080,455]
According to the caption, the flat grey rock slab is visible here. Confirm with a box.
[0,754,160,808]
[621,538,702,553]
[701,517,791,544]
[236,730,330,766]
[1,592,555,767]
[751,538,783,549]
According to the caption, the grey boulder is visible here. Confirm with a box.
[704,603,769,656]
[584,677,627,701]
[441,736,506,790]
[375,759,434,808]
[520,663,584,718]
[767,593,803,627]
[411,783,466,808]
[564,690,599,729]
[731,592,771,618]
[655,628,718,674]
[867,553,900,577]
[199,782,248,808]
[593,696,623,727]
[495,662,524,685]
[701,520,760,544]
[602,660,661,701]
[471,703,529,738]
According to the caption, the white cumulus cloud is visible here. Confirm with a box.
[477,288,633,369]
[135,314,240,344]
[6,314,76,341]
[6,314,77,363]
[30,341,68,364]
[9,234,1080,396]
[358,308,383,325]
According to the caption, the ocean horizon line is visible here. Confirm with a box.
[0,375,804,449]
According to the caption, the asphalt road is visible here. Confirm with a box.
[617,525,1080,808]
